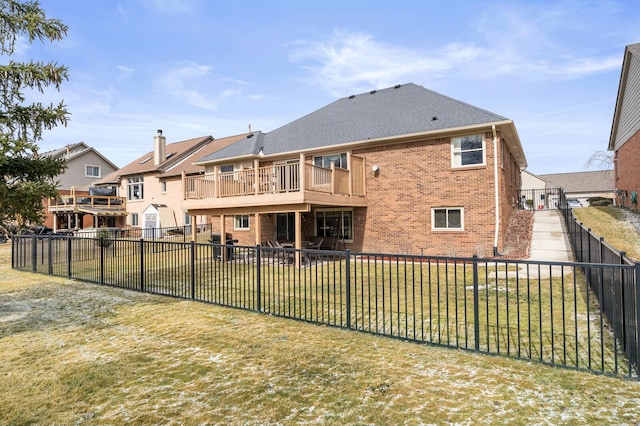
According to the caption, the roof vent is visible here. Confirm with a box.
[247,133,254,138]
[348,95,355,99]
[394,84,401,89]
[370,90,377,94]
[431,116,438,121]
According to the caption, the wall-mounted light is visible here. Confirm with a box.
[372,165,380,172]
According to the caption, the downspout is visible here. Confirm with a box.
[492,125,500,256]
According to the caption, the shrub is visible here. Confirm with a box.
[586,197,613,207]
[95,226,113,248]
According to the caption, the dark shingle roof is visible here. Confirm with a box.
[198,83,510,163]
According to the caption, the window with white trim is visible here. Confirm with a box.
[131,213,139,227]
[127,176,144,201]
[85,164,101,178]
[161,180,167,193]
[234,214,249,230]
[451,134,485,167]
[432,208,464,230]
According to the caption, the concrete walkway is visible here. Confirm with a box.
[527,210,574,262]
[518,210,575,278]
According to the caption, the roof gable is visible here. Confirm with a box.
[199,83,514,163]
[41,142,118,170]
[609,43,640,151]
[100,136,212,182]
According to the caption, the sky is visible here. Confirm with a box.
[12,0,640,174]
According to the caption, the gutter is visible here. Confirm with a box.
[492,125,500,256]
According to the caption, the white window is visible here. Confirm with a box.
[432,208,463,230]
[452,134,485,167]
[315,209,353,241]
[131,213,139,226]
[161,180,167,193]
[85,165,101,178]
[313,153,348,169]
[234,214,249,230]
[184,212,192,226]
[127,176,144,201]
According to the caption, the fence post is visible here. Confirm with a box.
[256,245,261,313]
[190,241,195,300]
[47,236,53,276]
[140,239,145,292]
[100,238,105,284]
[67,237,72,278]
[473,254,480,351]
[635,263,640,376]
[31,235,37,272]
[345,249,351,329]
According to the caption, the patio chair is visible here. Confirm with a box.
[307,237,323,250]
[263,239,293,264]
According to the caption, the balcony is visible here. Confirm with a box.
[48,186,127,215]
[183,157,367,211]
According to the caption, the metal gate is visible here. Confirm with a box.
[517,188,561,210]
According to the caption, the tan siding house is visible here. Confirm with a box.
[95,132,249,231]
[43,142,119,230]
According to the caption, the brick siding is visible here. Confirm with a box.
[614,128,640,207]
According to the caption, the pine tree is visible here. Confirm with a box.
[0,0,69,226]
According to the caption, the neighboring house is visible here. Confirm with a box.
[94,131,249,231]
[43,142,119,231]
[519,170,553,209]
[182,83,527,257]
[539,170,615,206]
[609,42,640,208]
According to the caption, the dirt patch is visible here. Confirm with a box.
[501,210,534,259]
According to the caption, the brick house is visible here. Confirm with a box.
[93,131,248,231]
[43,142,119,231]
[609,43,640,208]
[182,83,527,257]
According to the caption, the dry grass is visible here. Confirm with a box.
[573,206,640,260]
[2,243,640,424]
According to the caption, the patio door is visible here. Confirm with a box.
[275,213,295,242]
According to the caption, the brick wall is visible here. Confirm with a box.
[614,128,640,207]
[351,132,518,257]
[205,132,521,257]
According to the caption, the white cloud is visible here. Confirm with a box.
[290,31,487,96]
[154,62,219,110]
[117,65,134,80]
[146,0,196,14]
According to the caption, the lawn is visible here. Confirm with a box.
[2,242,640,424]
[13,236,632,376]
[573,206,640,260]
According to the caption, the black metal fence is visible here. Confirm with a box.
[11,234,639,380]
[558,196,640,379]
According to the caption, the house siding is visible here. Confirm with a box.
[56,152,116,189]
[613,53,640,151]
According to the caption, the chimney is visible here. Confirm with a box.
[154,129,166,166]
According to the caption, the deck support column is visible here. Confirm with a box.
[255,213,262,245]
[295,211,302,267]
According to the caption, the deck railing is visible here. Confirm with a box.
[184,159,365,200]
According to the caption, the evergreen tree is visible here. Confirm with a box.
[0,0,69,226]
